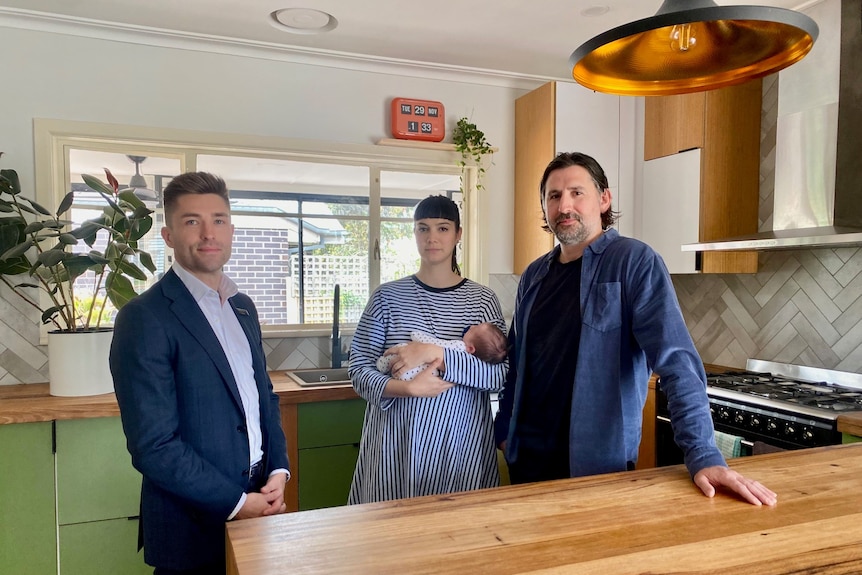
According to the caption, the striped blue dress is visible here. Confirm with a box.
[347,275,508,504]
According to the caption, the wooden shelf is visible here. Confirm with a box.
[376,138,456,151]
[376,138,498,153]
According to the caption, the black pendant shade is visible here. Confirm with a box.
[569,0,819,96]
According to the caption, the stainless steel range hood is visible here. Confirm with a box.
[684,0,862,253]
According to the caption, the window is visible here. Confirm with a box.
[40,119,477,334]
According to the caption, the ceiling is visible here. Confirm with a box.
[1,0,812,82]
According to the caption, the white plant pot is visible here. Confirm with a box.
[48,329,115,397]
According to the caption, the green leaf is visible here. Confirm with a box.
[23,221,44,234]
[2,241,33,260]
[37,248,66,267]
[0,220,25,253]
[58,233,78,245]
[0,169,21,195]
[117,189,147,210]
[132,204,153,218]
[21,197,51,216]
[63,254,99,282]
[87,250,110,265]
[81,174,116,197]
[40,306,61,325]
[127,217,153,242]
[100,190,124,217]
[118,259,147,281]
[69,220,100,246]
[0,258,31,275]
[105,242,120,260]
[106,272,137,309]
[56,192,75,217]
[138,250,157,274]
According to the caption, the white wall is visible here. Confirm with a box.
[0,26,531,274]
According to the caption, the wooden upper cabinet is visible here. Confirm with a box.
[644,92,705,160]
[514,82,556,275]
[644,80,762,274]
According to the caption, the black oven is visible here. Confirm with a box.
[654,380,842,467]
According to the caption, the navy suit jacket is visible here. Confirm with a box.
[110,269,289,570]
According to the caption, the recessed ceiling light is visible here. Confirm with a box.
[581,5,610,17]
[270,8,338,35]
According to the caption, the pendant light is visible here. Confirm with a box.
[569,0,819,96]
[126,155,158,203]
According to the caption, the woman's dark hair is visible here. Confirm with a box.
[413,194,462,275]
[538,152,619,232]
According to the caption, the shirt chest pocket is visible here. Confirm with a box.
[582,282,622,332]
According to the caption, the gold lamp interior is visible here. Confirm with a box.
[570,1,819,96]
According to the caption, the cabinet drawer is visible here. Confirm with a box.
[0,422,56,575]
[56,417,142,525]
[298,444,360,510]
[297,399,366,449]
[59,517,150,575]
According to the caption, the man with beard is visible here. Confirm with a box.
[494,152,776,506]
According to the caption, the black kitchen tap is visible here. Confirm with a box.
[331,284,342,369]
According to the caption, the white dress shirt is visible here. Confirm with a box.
[172,263,287,519]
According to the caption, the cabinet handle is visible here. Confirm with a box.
[373,238,380,260]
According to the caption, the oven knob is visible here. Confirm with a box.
[767,420,778,432]
[785,425,795,436]
[802,430,815,441]
[750,416,761,427]
[718,408,730,420]
[734,413,745,424]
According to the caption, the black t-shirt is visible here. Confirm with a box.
[519,256,582,454]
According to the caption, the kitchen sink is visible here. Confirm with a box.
[285,367,351,387]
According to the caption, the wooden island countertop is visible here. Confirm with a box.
[837,411,862,437]
[226,443,862,575]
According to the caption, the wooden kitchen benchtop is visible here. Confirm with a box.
[226,443,862,575]
[838,412,862,437]
[0,371,357,425]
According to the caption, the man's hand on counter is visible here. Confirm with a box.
[694,466,778,506]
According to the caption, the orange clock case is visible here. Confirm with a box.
[390,98,445,142]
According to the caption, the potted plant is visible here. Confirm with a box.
[0,155,157,396]
[452,117,495,194]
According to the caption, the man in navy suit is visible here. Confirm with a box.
[111,172,290,574]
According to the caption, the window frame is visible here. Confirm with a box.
[34,118,487,338]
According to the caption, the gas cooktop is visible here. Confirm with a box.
[706,371,862,413]
[704,360,862,420]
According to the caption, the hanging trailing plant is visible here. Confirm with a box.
[452,117,494,193]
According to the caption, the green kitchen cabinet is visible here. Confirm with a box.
[56,417,148,574]
[59,518,149,575]
[297,399,366,510]
[842,433,862,444]
[0,422,57,575]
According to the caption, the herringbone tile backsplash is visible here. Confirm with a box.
[673,248,862,371]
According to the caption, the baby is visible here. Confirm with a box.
[377,322,508,381]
